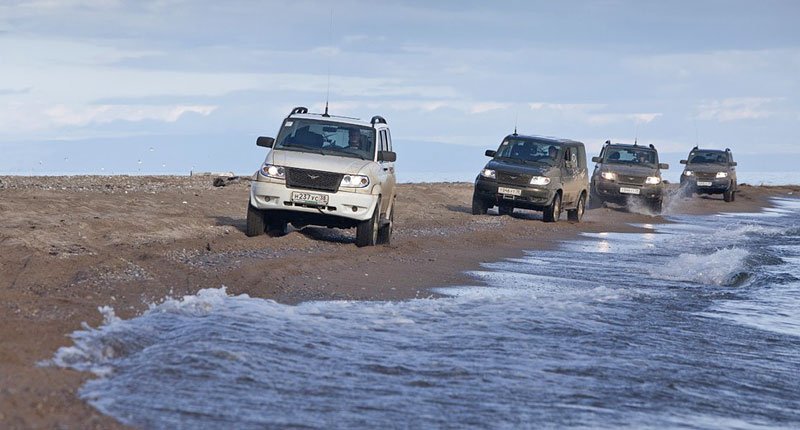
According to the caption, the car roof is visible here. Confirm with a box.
[691,148,726,153]
[503,133,583,146]
[288,113,377,128]
[606,143,656,151]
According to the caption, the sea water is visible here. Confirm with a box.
[51,200,800,429]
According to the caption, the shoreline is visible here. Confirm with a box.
[1,177,797,428]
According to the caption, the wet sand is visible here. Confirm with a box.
[0,176,797,429]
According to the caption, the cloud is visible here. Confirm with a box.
[0,87,32,96]
[586,113,662,126]
[696,97,779,122]
[43,104,217,126]
[529,102,606,112]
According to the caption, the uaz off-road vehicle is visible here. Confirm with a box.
[472,134,589,222]
[680,147,738,202]
[590,141,669,213]
[247,107,397,247]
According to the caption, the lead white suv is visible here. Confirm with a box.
[247,107,397,247]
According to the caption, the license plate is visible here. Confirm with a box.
[697,181,713,187]
[498,187,522,196]
[619,187,641,195]
[291,191,329,206]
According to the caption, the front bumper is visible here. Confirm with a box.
[474,176,556,208]
[680,176,732,194]
[593,179,663,201]
[250,180,379,222]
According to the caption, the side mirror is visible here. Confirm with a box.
[591,156,601,163]
[659,163,669,170]
[485,149,496,157]
[256,136,275,148]
[731,161,737,167]
[680,159,687,164]
[378,151,396,162]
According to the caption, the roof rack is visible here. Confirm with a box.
[725,147,731,152]
[290,107,308,115]
[604,140,611,145]
[371,115,387,125]
[649,143,655,149]
[692,145,698,150]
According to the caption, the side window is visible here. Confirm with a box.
[577,146,586,169]
[385,129,393,152]
[379,130,388,152]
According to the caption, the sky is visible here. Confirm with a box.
[1,0,799,183]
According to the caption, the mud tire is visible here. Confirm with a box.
[568,192,586,222]
[471,192,489,215]
[245,203,266,237]
[543,192,562,223]
[356,197,381,247]
[377,199,394,245]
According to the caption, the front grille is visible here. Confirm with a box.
[695,172,717,180]
[618,175,646,186]
[285,168,343,192]
[496,171,532,187]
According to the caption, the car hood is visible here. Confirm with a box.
[601,164,658,177]
[486,159,555,176]
[269,150,373,174]
[684,164,728,174]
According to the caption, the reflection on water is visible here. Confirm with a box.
[51,200,800,429]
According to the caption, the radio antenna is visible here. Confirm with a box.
[634,120,640,146]
[323,8,334,117]
[513,107,518,135]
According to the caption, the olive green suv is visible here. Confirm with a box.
[590,141,669,213]
[472,134,589,222]
[679,147,738,202]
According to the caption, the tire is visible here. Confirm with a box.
[543,192,562,223]
[567,192,586,222]
[651,199,663,214]
[498,204,513,216]
[245,203,266,237]
[471,192,489,215]
[588,185,602,209]
[723,188,735,202]
[356,197,381,247]
[377,199,394,245]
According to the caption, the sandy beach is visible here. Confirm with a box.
[0,176,797,429]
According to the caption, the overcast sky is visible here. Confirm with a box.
[1,0,798,180]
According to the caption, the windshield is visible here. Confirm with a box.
[603,147,657,166]
[688,151,727,165]
[495,139,560,165]
[274,119,376,160]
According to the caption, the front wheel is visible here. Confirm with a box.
[377,199,394,245]
[567,192,586,222]
[723,189,735,202]
[650,199,663,214]
[356,197,381,247]
[245,203,266,237]
[471,192,489,215]
[543,192,562,223]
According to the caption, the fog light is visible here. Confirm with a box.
[352,206,358,212]
[264,196,271,202]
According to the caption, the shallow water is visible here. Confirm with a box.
[52,200,800,429]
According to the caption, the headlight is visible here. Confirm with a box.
[684,170,693,176]
[601,172,617,181]
[716,172,728,178]
[260,163,285,179]
[645,176,661,185]
[480,169,496,179]
[529,176,551,186]
[340,174,370,188]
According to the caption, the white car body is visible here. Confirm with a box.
[247,108,397,246]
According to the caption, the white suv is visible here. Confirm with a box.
[247,107,397,247]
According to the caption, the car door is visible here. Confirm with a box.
[377,128,397,215]
[561,146,578,205]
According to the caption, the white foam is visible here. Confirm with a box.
[649,248,749,286]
